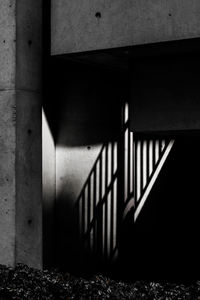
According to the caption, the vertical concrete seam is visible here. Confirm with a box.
[15,0,43,269]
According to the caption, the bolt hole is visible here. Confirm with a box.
[28,219,32,225]
[87,146,91,150]
[95,12,101,19]
[168,13,172,17]
[3,40,5,43]
[28,129,32,135]
[28,40,32,46]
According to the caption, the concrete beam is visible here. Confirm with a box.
[51,0,200,55]
[0,1,42,268]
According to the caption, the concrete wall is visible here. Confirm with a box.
[0,0,42,268]
[51,59,126,273]
[42,109,56,267]
[51,0,200,55]
[0,91,16,265]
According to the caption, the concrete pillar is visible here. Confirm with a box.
[0,0,42,268]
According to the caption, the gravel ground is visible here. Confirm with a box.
[0,264,200,299]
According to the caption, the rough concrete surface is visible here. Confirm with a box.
[16,0,42,91]
[52,0,200,55]
[0,0,42,268]
[0,0,16,89]
[16,91,42,269]
[0,90,16,266]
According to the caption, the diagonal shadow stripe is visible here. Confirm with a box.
[82,171,118,241]
[76,143,106,206]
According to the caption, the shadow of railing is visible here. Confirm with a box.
[76,102,175,268]
[76,141,119,264]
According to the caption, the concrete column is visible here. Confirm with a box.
[0,0,42,268]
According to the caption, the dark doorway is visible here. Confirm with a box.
[119,132,200,280]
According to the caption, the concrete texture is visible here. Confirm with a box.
[16,91,42,269]
[0,90,16,266]
[130,55,200,132]
[0,0,16,89]
[16,0,42,91]
[51,0,200,55]
[0,1,42,268]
